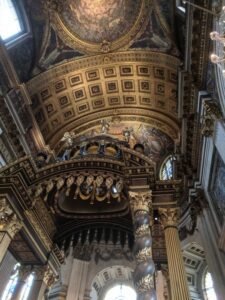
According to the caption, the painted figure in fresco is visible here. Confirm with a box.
[64,0,140,43]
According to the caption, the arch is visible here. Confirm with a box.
[202,268,217,300]
[90,265,135,300]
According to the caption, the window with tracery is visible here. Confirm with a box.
[203,271,217,300]
[0,0,23,41]
[160,156,174,180]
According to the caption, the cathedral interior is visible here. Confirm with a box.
[0,0,225,300]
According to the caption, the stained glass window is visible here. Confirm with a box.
[160,156,173,180]
[203,271,217,300]
[0,0,22,41]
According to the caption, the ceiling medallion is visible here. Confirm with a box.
[48,0,150,54]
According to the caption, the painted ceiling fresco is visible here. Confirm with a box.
[9,0,179,80]
[62,0,142,43]
[211,152,225,222]
[70,121,174,164]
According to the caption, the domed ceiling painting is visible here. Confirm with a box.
[50,0,150,53]
[65,121,174,164]
[62,0,141,43]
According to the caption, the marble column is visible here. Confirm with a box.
[159,208,190,300]
[0,198,22,264]
[11,265,31,300]
[129,191,156,300]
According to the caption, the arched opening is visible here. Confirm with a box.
[160,155,174,180]
[203,270,217,300]
[104,284,136,300]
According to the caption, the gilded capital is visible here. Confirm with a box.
[0,198,22,238]
[129,191,152,214]
[158,207,180,228]
[43,266,58,287]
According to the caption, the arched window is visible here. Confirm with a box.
[0,0,23,42]
[203,271,217,300]
[20,273,35,300]
[160,156,174,180]
[2,263,20,300]
[104,284,136,300]
[2,264,34,300]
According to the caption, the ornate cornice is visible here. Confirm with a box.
[25,209,53,251]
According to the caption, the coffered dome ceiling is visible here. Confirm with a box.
[28,51,180,151]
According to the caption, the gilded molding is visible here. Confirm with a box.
[25,209,52,251]
[158,207,180,228]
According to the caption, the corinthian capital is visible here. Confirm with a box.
[158,207,180,228]
[43,266,58,287]
[129,191,152,214]
[0,198,22,238]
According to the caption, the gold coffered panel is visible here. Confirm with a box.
[27,51,180,148]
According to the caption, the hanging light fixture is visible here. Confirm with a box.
[210,6,225,73]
